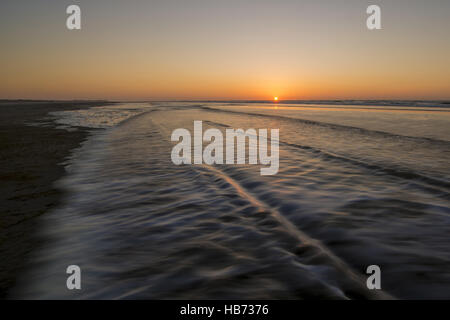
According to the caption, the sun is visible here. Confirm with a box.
[273,97,279,101]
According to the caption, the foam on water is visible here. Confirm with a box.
[48,103,152,129]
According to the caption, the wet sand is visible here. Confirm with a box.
[0,100,113,298]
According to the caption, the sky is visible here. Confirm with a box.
[0,0,449,100]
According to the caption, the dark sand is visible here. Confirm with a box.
[0,100,113,298]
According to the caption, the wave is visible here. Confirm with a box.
[200,105,450,144]
[194,164,392,299]
[203,119,450,199]
[174,100,450,108]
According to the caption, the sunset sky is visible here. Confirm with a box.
[1,0,449,100]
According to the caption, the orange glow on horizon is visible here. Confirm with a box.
[1,1,450,101]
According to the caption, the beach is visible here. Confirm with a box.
[0,100,112,297]
[9,101,450,299]
[2,0,450,306]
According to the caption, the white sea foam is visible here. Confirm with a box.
[49,103,151,129]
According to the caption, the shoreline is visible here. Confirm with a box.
[0,100,113,298]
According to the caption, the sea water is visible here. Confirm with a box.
[16,102,450,299]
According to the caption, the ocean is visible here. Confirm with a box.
[16,102,450,299]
